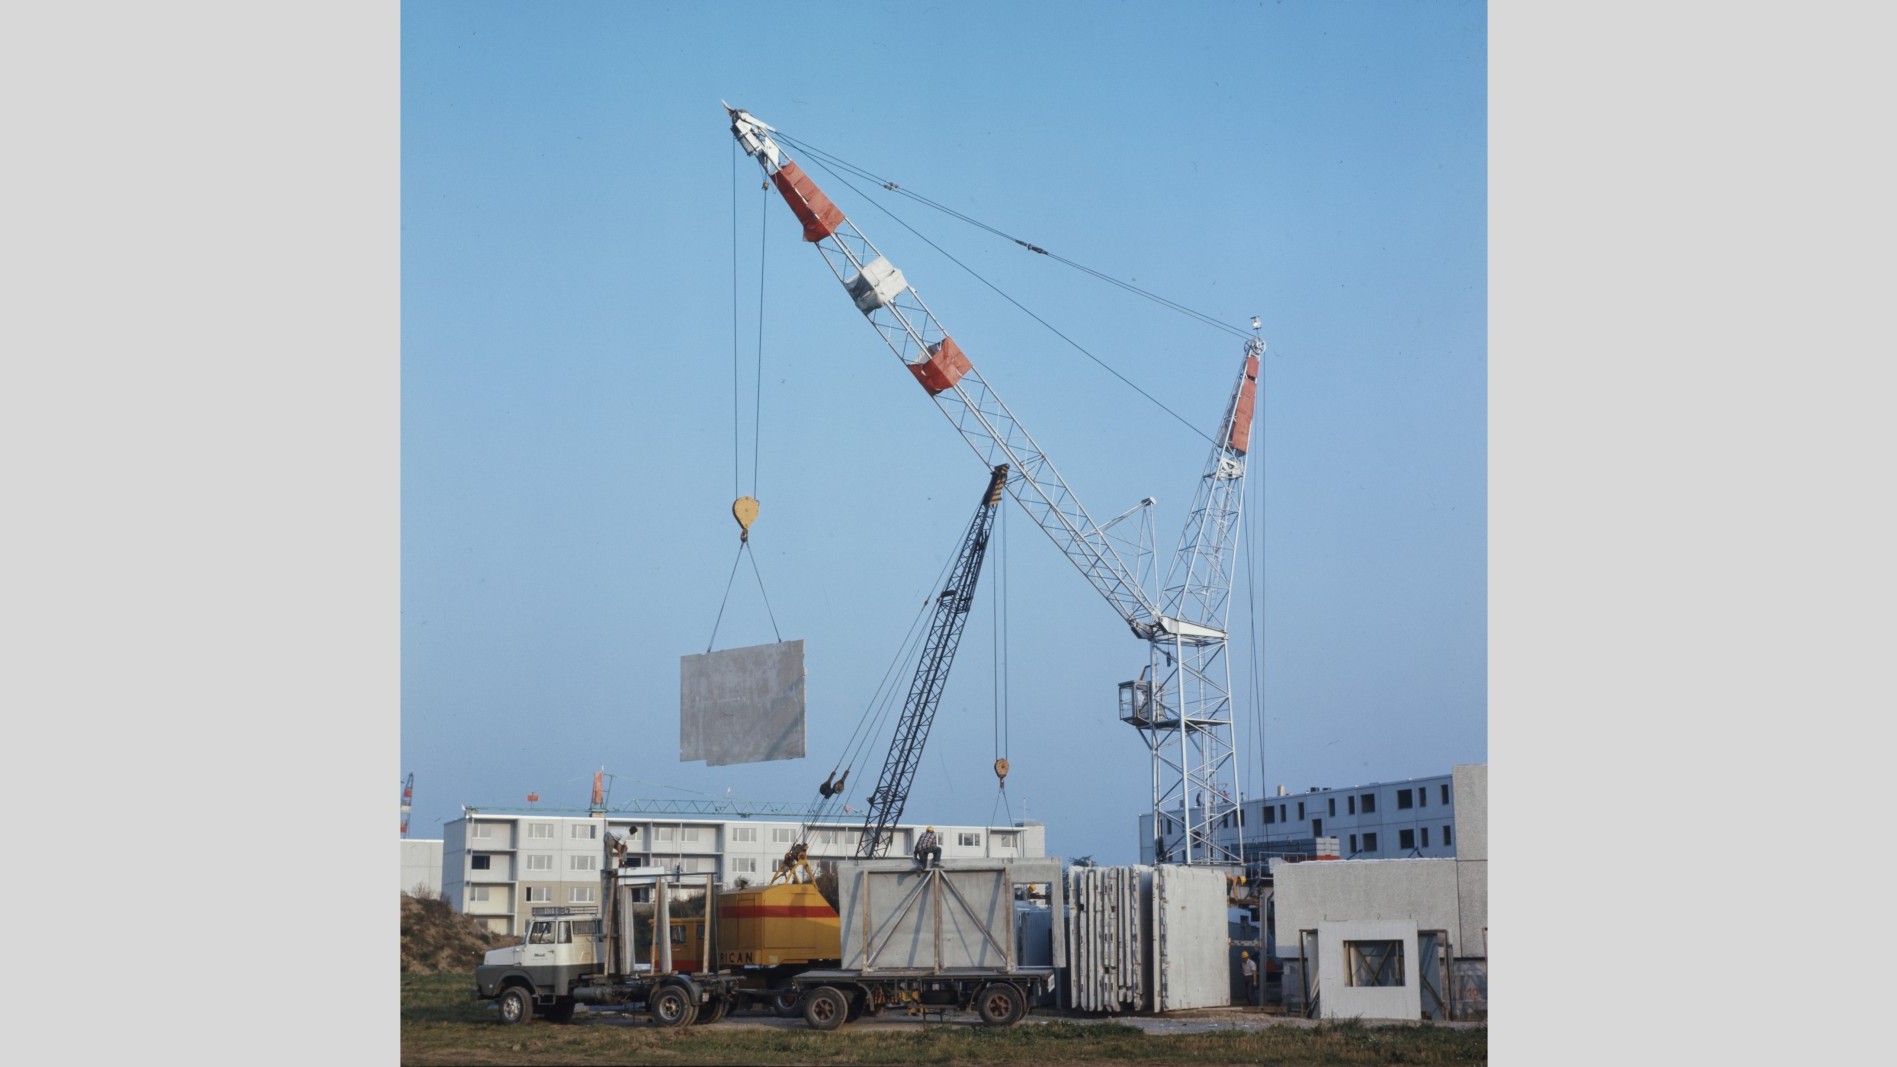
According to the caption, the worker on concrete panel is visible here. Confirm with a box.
[914,826,941,868]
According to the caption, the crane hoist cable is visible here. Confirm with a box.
[706,139,783,653]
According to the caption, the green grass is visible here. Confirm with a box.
[401,972,1487,1066]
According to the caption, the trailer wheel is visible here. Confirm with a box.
[803,985,848,1031]
[543,997,577,1023]
[692,995,729,1025]
[496,985,534,1026]
[770,989,802,1018]
[649,985,697,1028]
[976,983,1025,1027]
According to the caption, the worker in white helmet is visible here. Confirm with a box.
[913,826,941,868]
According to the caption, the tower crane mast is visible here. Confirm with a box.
[729,107,1258,866]
[856,464,1010,858]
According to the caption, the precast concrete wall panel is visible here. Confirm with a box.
[1065,865,1148,1011]
[1152,864,1235,1012]
[679,639,806,766]
[838,861,1015,971]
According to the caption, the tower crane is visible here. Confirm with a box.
[400,773,414,837]
[855,464,1010,857]
[728,106,1260,866]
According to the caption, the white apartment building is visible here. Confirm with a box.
[443,812,1047,935]
[1138,770,1466,877]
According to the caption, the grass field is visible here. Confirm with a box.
[401,973,1487,1066]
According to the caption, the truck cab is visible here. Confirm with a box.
[474,907,604,1023]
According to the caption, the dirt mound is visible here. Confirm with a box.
[402,892,514,975]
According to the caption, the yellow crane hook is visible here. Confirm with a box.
[732,496,759,542]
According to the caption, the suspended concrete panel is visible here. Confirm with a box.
[679,639,806,766]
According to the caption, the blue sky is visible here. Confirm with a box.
[14,3,1892,1059]
[400,0,1487,864]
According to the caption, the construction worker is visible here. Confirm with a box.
[914,826,941,868]
[1241,951,1258,1004]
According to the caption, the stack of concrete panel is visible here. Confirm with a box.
[1065,864,1148,1012]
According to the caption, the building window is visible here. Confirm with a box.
[528,822,554,839]
[1345,940,1405,987]
[1363,832,1378,853]
[569,886,596,903]
[526,886,551,903]
[1421,827,1431,847]
[1298,801,1306,821]
[1399,828,1416,850]
[1441,784,1450,804]
[996,834,1016,852]
[471,854,492,871]
[472,823,494,839]
[570,854,598,871]
[1278,803,1287,823]
[571,823,598,839]
[1328,798,1336,817]
[656,827,675,842]
[1397,789,1414,810]
[732,857,758,873]
[616,827,641,843]
[772,827,796,843]
[959,832,981,847]
[1420,787,1428,808]
[1443,825,1453,847]
[731,826,758,843]
[469,886,490,902]
[1264,806,1276,824]
[1349,834,1358,853]
[680,827,702,843]
[526,855,554,871]
[1347,796,1356,816]
[1360,793,1377,814]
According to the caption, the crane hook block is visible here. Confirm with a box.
[994,757,1010,782]
[733,496,759,542]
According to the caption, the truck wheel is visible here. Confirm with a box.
[803,985,848,1031]
[544,997,577,1024]
[496,985,534,1026]
[770,989,802,1018]
[976,983,1025,1027]
[649,985,697,1028]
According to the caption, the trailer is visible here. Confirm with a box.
[787,859,1061,1030]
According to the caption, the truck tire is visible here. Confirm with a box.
[649,985,697,1028]
[770,989,801,1018]
[803,985,848,1031]
[496,985,534,1026]
[543,997,577,1023]
[975,982,1025,1027]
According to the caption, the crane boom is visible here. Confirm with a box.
[729,106,1258,867]
[855,465,1010,858]
[728,106,1157,635]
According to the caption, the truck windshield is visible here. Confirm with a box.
[528,922,554,945]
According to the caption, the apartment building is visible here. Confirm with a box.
[1137,770,1466,876]
[442,812,1046,935]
